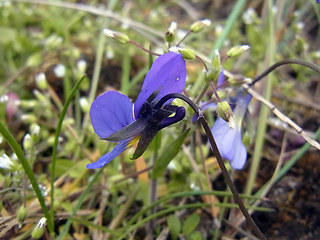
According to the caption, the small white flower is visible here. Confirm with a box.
[23,134,33,150]
[243,8,256,24]
[35,72,48,89]
[53,64,66,78]
[103,29,117,38]
[31,125,40,136]
[36,218,47,229]
[168,46,181,54]
[77,59,87,74]
[79,97,90,113]
[0,95,8,103]
[168,21,177,33]
[201,19,211,27]
[0,154,14,170]
[215,25,223,36]
[32,217,47,239]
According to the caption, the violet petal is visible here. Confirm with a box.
[134,52,186,118]
[86,140,129,169]
[90,91,134,139]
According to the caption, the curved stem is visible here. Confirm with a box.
[195,55,208,72]
[51,75,87,231]
[155,93,267,240]
[176,29,192,47]
[128,40,160,56]
[250,59,320,86]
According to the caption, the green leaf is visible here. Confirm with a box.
[167,215,181,240]
[188,230,202,240]
[182,213,200,236]
[151,129,190,179]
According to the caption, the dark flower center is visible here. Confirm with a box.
[104,90,186,159]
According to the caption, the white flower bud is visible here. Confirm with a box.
[0,154,14,170]
[77,59,87,74]
[31,218,47,239]
[103,29,129,44]
[165,21,177,43]
[53,64,66,78]
[21,114,37,123]
[23,133,33,150]
[35,72,48,90]
[79,97,90,113]
[30,124,40,143]
[190,19,211,32]
[227,45,250,58]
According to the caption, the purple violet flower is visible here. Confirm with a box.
[211,93,252,169]
[87,52,187,169]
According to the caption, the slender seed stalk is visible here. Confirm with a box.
[128,40,160,56]
[250,59,320,86]
[176,29,193,47]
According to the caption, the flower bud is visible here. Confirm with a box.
[212,50,221,70]
[16,100,37,108]
[35,72,48,90]
[190,19,211,33]
[26,53,42,68]
[242,8,259,25]
[23,133,33,150]
[227,45,250,58]
[45,34,63,49]
[0,95,8,104]
[0,154,14,170]
[17,206,28,228]
[77,59,87,74]
[206,50,221,83]
[103,29,129,44]
[169,47,195,60]
[79,97,90,113]
[30,124,40,143]
[31,218,47,239]
[53,64,66,78]
[21,114,37,123]
[178,48,195,60]
[217,101,233,123]
[215,25,223,37]
[33,90,48,105]
[165,22,177,43]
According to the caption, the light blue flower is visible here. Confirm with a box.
[211,93,252,169]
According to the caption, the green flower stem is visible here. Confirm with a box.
[50,75,87,233]
[120,45,131,95]
[0,122,54,234]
